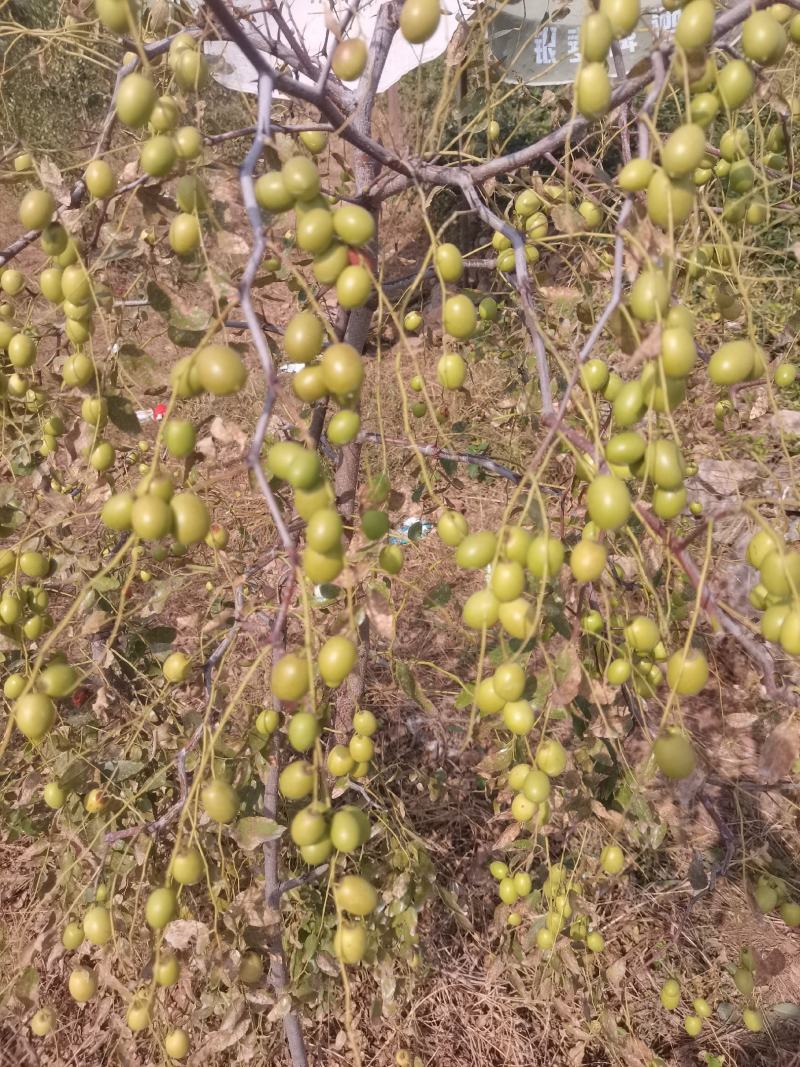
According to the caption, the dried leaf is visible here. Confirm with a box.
[494,820,522,848]
[550,645,582,708]
[551,203,584,235]
[230,816,284,851]
[605,957,627,994]
[365,586,395,641]
[209,415,247,449]
[759,721,799,782]
[163,920,211,954]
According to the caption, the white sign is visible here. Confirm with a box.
[193,0,473,95]
[489,1,678,85]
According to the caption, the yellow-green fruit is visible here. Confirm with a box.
[285,310,325,364]
[320,342,363,395]
[335,874,378,915]
[62,264,91,304]
[630,268,669,322]
[149,95,179,133]
[522,768,554,802]
[653,729,696,779]
[169,213,201,255]
[693,997,712,1019]
[194,344,247,395]
[171,845,204,885]
[444,294,477,339]
[462,589,500,630]
[599,0,640,36]
[526,534,564,579]
[660,327,696,378]
[145,886,177,929]
[255,171,294,213]
[43,781,66,808]
[399,0,441,44]
[660,978,681,1010]
[96,0,138,32]
[493,662,525,702]
[1,270,24,295]
[271,652,310,702]
[742,1008,763,1033]
[708,340,755,385]
[580,11,614,60]
[336,264,372,308]
[334,921,368,963]
[666,648,709,695]
[504,700,535,736]
[279,759,315,800]
[287,711,320,752]
[435,243,464,282]
[126,998,151,1032]
[684,1015,702,1037]
[164,1028,189,1059]
[576,63,611,120]
[536,738,567,776]
[63,921,84,950]
[68,967,97,1003]
[586,475,631,530]
[617,158,654,192]
[332,37,368,80]
[780,901,800,926]
[437,352,466,389]
[116,73,157,127]
[318,635,357,687]
[40,267,64,303]
[14,693,55,741]
[175,126,203,161]
[8,333,37,368]
[201,779,239,823]
[675,0,715,49]
[599,844,624,874]
[293,365,328,401]
[570,539,607,582]
[173,49,209,90]
[379,544,404,574]
[582,358,609,392]
[238,951,264,984]
[476,676,504,714]
[302,546,344,582]
[140,135,176,177]
[296,207,334,255]
[290,804,327,847]
[30,1006,55,1037]
[83,905,112,946]
[437,509,468,545]
[647,169,694,229]
[333,204,375,246]
[742,11,786,64]
[170,492,210,545]
[661,124,706,179]
[455,530,497,569]
[716,60,755,110]
[19,189,55,231]
[40,221,68,256]
[131,494,172,540]
[282,156,320,201]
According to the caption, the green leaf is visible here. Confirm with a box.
[771,1002,800,1021]
[167,323,206,348]
[146,280,171,315]
[104,760,145,782]
[423,581,451,608]
[107,395,141,436]
[230,816,284,851]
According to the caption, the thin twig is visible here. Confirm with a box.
[357,431,522,484]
